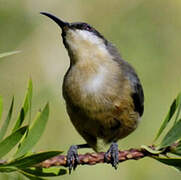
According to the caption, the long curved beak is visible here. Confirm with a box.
[40,12,69,29]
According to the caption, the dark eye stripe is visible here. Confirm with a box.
[70,22,94,31]
[83,24,91,31]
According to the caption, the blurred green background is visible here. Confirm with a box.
[0,0,181,179]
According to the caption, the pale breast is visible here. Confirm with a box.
[83,66,107,94]
[63,60,126,116]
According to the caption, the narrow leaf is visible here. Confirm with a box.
[9,151,61,168]
[154,97,178,142]
[21,167,67,177]
[160,119,181,148]
[0,166,18,173]
[40,167,66,176]
[171,141,181,155]
[0,96,2,121]
[0,126,27,158]
[19,170,46,180]
[0,97,14,141]
[174,92,181,124]
[14,103,49,158]
[153,156,181,167]
[13,79,33,132]
[174,166,181,171]
[141,145,163,154]
[0,51,21,59]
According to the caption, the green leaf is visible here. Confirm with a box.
[13,79,33,132]
[21,167,67,177]
[42,167,67,176]
[0,51,21,59]
[160,119,181,148]
[0,126,27,158]
[0,96,3,121]
[174,92,181,124]
[154,96,178,142]
[153,156,181,167]
[0,166,18,173]
[0,97,14,141]
[171,141,181,155]
[14,103,49,158]
[8,151,61,168]
[176,142,181,153]
[174,166,181,171]
[19,169,46,180]
[141,145,163,154]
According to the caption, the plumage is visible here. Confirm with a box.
[41,12,144,170]
[62,28,144,151]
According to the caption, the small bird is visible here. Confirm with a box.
[41,12,144,173]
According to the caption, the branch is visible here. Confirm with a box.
[37,148,149,168]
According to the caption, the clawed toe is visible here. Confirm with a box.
[67,145,80,174]
[104,142,119,169]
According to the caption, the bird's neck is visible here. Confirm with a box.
[69,44,111,66]
[65,29,111,65]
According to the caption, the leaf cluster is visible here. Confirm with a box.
[142,92,181,171]
[0,79,66,179]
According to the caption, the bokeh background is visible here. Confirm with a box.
[0,0,181,179]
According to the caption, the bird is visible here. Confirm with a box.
[40,12,144,173]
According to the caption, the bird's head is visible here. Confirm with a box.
[40,12,108,62]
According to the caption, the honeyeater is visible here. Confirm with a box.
[41,12,144,173]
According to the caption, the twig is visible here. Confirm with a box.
[37,148,149,168]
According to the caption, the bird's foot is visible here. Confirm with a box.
[104,142,119,169]
[67,145,80,174]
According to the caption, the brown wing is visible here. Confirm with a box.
[107,41,144,117]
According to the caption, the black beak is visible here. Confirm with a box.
[40,12,69,30]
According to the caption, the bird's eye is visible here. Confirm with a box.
[83,24,92,31]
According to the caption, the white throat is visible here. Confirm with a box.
[65,29,109,62]
[66,29,104,46]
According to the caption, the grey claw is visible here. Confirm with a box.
[67,145,79,174]
[104,142,119,169]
